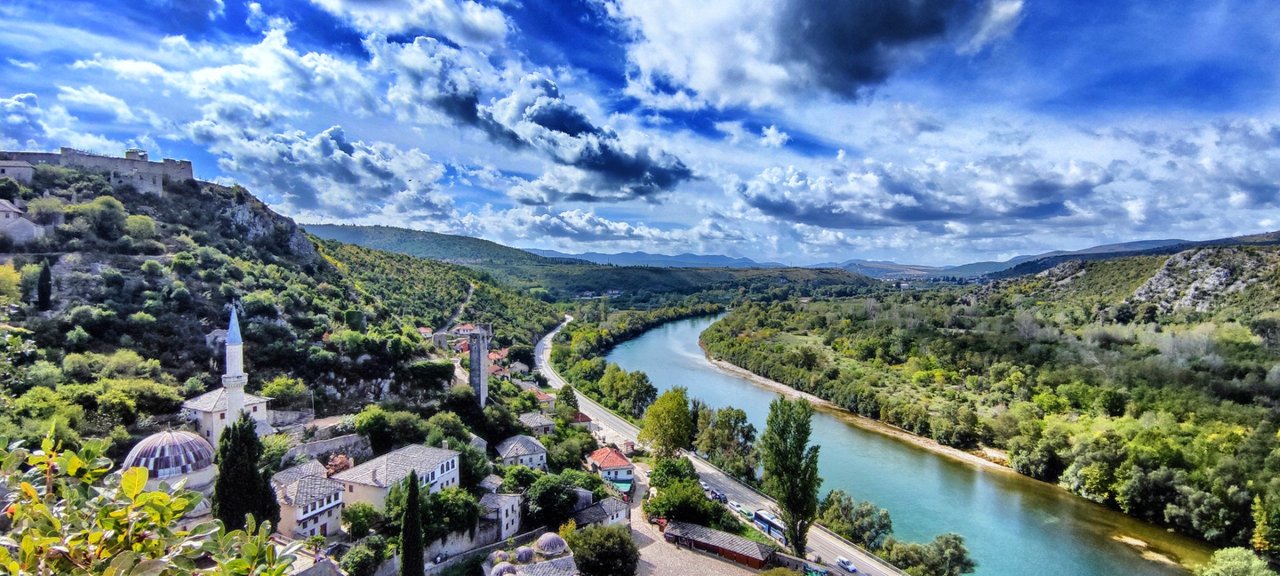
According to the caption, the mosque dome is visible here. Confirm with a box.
[534,533,567,556]
[490,562,517,575]
[122,430,216,480]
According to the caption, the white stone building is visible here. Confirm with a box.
[0,199,46,245]
[0,160,34,184]
[495,435,547,471]
[331,444,460,510]
[182,309,273,443]
[271,460,344,539]
[480,492,523,541]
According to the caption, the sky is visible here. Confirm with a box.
[2,0,1279,266]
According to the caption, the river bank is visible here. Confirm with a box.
[702,354,1200,569]
[703,354,1012,475]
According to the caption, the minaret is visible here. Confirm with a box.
[223,308,247,423]
[468,324,491,408]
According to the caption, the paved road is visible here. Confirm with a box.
[535,317,905,576]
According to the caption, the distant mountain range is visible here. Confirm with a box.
[525,249,785,269]
[308,223,1280,283]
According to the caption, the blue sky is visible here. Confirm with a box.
[2,0,1279,265]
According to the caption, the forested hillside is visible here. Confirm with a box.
[0,165,558,450]
[308,223,881,303]
[702,249,1280,549]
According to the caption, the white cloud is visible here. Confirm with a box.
[309,0,508,48]
[759,124,790,148]
[7,58,37,71]
[56,85,136,122]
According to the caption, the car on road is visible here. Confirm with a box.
[699,480,709,490]
[729,500,751,517]
[836,557,857,572]
[708,488,727,503]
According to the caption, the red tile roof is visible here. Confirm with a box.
[571,412,592,424]
[587,447,633,470]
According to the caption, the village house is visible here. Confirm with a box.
[331,444,460,509]
[533,389,556,413]
[518,411,555,436]
[479,492,523,541]
[271,460,344,539]
[0,199,45,245]
[585,447,634,493]
[0,160,34,184]
[572,496,629,528]
[495,434,547,471]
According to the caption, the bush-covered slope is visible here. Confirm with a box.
[0,165,558,449]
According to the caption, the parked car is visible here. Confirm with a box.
[836,557,857,572]
[699,480,709,490]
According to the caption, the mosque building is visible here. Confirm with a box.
[121,308,271,524]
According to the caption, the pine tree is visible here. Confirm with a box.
[36,259,51,311]
[400,471,424,576]
[213,413,280,531]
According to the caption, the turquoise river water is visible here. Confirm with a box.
[605,315,1216,576]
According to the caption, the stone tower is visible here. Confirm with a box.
[223,308,247,422]
[467,324,492,408]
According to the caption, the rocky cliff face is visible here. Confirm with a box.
[1130,248,1272,313]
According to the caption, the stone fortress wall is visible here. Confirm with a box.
[0,147,194,195]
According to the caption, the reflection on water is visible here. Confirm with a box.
[606,315,1214,576]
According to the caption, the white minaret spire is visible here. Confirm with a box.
[222,307,247,421]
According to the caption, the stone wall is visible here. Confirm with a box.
[279,434,371,468]
[0,148,194,195]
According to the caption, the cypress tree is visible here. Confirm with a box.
[213,413,280,531]
[400,471,424,576]
[36,259,51,311]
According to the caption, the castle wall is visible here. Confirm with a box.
[0,148,194,195]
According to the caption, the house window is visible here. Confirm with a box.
[220,413,225,420]
[252,406,258,412]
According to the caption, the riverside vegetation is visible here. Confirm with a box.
[700,253,1280,554]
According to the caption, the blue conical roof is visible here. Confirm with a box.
[227,307,242,345]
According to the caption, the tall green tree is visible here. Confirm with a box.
[639,386,693,458]
[36,259,51,311]
[400,471,424,576]
[213,412,280,531]
[760,397,821,557]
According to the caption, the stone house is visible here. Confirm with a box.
[495,434,547,471]
[518,411,555,436]
[0,160,34,184]
[271,460,343,539]
[331,444,460,510]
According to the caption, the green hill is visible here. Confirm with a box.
[0,165,558,448]
[306,223,880,301]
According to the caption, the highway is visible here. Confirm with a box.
[535,316,906,576]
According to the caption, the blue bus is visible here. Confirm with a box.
[753,509,787,545]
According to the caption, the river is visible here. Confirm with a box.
[605,315,1216,576]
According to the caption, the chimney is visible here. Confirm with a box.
[441,440,448,449]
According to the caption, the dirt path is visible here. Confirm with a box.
[441,283,475,332]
